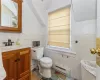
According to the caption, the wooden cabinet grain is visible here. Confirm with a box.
[2,48,31,80]
[18,49,31,80]
[3,52,17,80]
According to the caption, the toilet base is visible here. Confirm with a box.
[41,77,52,80]
[41,68,52,78]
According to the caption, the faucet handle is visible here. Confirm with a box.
[3,42,8,46]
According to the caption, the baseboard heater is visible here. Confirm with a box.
[53,65,67,75]
[53,65,77,80]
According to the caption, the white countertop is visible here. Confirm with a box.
[0,45,31,52]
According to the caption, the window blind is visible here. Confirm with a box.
[48,8,70,48]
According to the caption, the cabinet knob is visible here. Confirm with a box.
[33,50,36,52]
[15,59,18,62]
[15,59,20,62]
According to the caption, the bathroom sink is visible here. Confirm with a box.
[0,45,30,52]
[81,60,96,76]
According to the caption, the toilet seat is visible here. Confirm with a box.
[40,57,52,64]
[40,57,52,68]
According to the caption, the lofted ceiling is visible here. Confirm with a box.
[72,0,97,21]
[26,0,52,26]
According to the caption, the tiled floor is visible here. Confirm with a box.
[31,69,71,80]
[31,70,66,80]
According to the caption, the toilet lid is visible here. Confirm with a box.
[40,57,52,64]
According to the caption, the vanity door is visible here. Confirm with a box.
[17,48,31,80]
[2,51,18,80]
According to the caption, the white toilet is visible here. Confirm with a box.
[31,47,52,78]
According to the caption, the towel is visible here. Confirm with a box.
[0,49,6,79]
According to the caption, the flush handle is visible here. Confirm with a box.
[33,50,36,52]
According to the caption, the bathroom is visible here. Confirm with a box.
[0,0,99,80]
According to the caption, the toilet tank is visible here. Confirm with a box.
[31,47,44,60]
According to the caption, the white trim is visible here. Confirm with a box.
[46,46,76,55]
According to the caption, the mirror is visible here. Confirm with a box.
[1,0,18,28]
[0,0,22,32]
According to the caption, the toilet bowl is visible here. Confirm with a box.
[40,57,52,78]
[31,47,52,78]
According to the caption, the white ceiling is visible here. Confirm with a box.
[26,0,97,22]
[42,0,52,10]
[72,0,97,21]
[25,0,52,26]
[48,0,71,12]
[48,0,96,21]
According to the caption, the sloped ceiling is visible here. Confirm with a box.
[43,0,52,10]
[25,0,52,26]
[72,0,97,22]
[48,0,71,12]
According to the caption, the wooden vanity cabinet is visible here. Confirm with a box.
[2,51,18,80]
[17,48,31,80]
[2,48,31,80]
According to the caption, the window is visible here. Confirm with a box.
[48,7,70,48]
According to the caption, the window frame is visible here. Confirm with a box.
[48,7,71,49]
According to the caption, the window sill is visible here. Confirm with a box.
[46,46,76,55]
